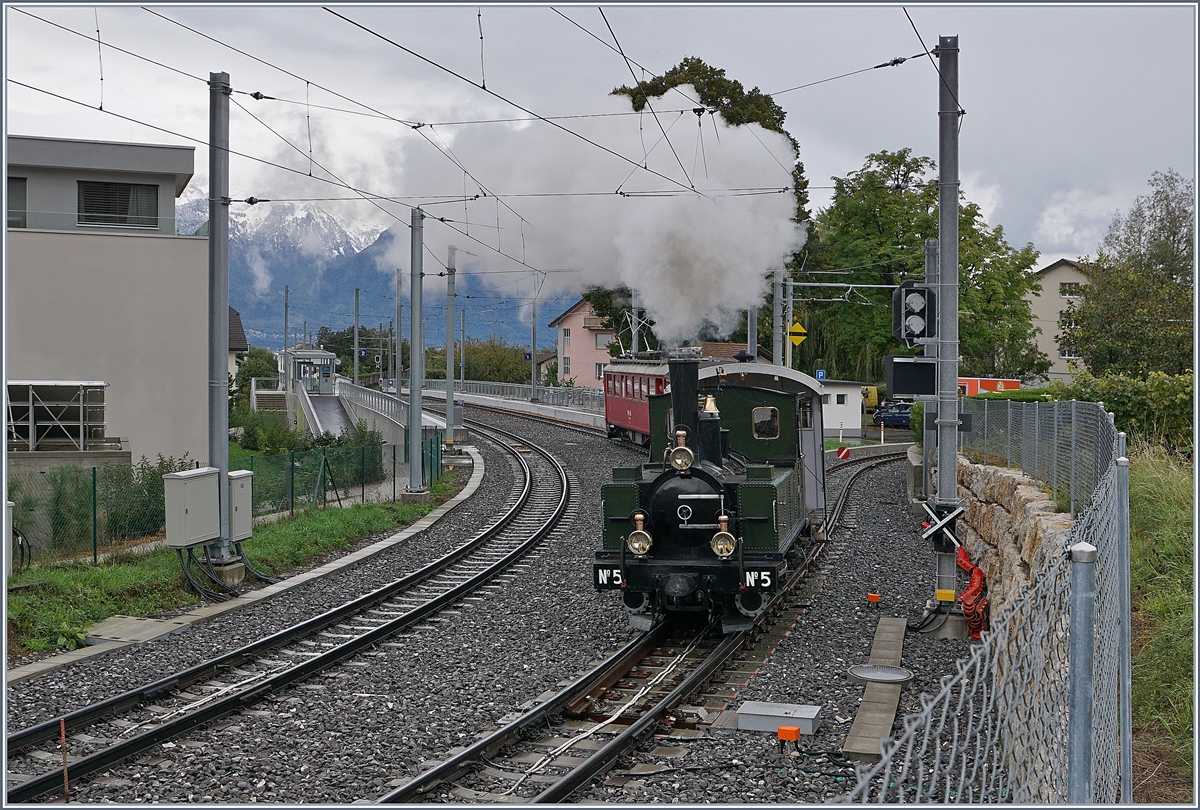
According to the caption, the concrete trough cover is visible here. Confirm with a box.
[736,701,821,735]
[847,664,914,686]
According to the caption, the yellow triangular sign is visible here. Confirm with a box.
[789,322,807,346]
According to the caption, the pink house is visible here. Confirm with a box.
[547,299,617,389]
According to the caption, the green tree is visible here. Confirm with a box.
[461,336,536,384]
[613,56,810,223]
[1060,170,1193,376]
[235,346,279,393]
[794,149,1049,382]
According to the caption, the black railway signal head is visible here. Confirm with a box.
[892,280,937,347]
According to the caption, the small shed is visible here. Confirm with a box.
[819,379,868,438]
[284,348,337,395]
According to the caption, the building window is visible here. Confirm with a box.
[562,356,571,376]
[595,362,604,380]
[1059,316,1080,360]
[562,328,570,347]
[836,393,847,405]
[1059,282,1083,298]
[595,332,611,350]
[78,181,159,228]
[7,177,27,228]
[821,394,830,405]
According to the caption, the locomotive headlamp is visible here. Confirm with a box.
[626,513,653,556]
[710,515,737,558]
[668,429,694,471]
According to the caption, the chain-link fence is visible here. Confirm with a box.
[7,455,193,565]
[8,439,444,567]
[845,399,1130,803]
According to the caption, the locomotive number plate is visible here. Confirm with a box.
[743,569,776,589]
[594,566,624,589]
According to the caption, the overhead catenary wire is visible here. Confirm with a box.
[599,7,694,190]
[325,6,707,199]
[140,7,534,240]
[902,7,965,119]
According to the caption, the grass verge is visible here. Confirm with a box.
[1128,442,1193,779]
[6,472,463,658]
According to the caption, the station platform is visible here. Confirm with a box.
[407,387,606,431]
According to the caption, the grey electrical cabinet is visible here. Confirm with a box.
[229,469,253,542]
[164,467,221,548]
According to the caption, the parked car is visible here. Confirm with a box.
[873,402,913,429]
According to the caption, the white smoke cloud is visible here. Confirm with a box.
[247,248,272,296]
[365,85,805,343]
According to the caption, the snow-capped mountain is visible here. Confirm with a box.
[174,191,566,352]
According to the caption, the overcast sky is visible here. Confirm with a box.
[5,2,1196,328]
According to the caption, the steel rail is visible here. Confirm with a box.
[7,422,569,804]
[527,451,905,802]
[7,427,531,754]
[377,621,675,802]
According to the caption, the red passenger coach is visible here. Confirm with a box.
[603,357,669,445]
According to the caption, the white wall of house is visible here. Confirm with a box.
[1026,259,1091,384]
[6,230,210,462]
[818,380,865,438]
[7,135,208,463]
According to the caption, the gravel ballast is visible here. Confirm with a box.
[10,408,972,804]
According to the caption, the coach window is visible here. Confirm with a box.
[752,407,780,440]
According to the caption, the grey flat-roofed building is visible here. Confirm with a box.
[6,134,209,463]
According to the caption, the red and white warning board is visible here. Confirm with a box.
[836,446,851,460]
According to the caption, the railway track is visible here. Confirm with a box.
[380,447,907,804]
[5,420,569,804]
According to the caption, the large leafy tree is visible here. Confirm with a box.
[1060,170,1193,376]
[794,148,1048,382]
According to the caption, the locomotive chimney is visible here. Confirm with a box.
[668,357,700,444]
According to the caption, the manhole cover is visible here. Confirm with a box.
[847,664,914,685]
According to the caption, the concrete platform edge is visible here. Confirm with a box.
[6,447,486,684]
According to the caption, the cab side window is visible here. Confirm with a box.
[752,406,779,440]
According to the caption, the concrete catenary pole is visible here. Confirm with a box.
[530,285,539,401]
[206,71,233,565]
[460,308,466,384]
[283,285,289,390]
[445,246,457,431]
[408,207,425,491]
[934,36,961,596]
[784,281,794,370]
[773,270,783,366]
[922,238,938,502]
[353,288,359,386]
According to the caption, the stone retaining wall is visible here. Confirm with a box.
[955,456,1074,610]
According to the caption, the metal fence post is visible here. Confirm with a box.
[91,466,98,565]
[1068,540,1098,803]
[1006,399,1012,469]
[392,444,396,503]
[1033,401,1040,481]
[360,445,366,504]
[1115,434,1132,803]
[288,450,295,516]
[1052,400,1059,496]
[1070,400,1077,518]
[983,397,988,465]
